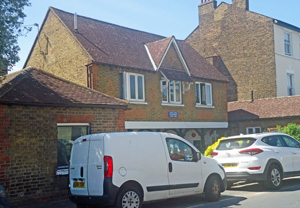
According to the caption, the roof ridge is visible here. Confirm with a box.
[29,67,128,105]
[229,95,300,104]
[50,6,166,39]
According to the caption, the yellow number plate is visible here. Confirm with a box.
[73,182,85,188]
[223,163,238,168]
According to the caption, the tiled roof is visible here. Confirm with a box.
[50,7,227,82]
[228,96,300,121]
[145,36,173,68]
[0,67,128,108]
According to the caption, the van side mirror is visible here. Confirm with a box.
[195,152,201,161]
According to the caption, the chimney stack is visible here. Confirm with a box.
[232,0,249,10]
[198,0,217,28]
[74,13,78,33]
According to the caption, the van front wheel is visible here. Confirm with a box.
[114,186,142,208]
[205,175,221,202]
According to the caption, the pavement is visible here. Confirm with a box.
[19,199,76,208]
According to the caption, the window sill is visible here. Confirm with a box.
[129,101,148,105]
[161,103,184,107]
[195,104,215,108]
[56,169,68,175]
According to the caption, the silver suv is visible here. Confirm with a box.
[211,133,300,189]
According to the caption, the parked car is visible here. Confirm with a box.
[69,132,226,208]
[211,132,300,189]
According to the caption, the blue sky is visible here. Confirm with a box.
[13,0,300,73]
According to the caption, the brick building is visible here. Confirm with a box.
[187,0,300,101]
[227,96,300,135]
[0,67,128,205]
[24,7,229,150]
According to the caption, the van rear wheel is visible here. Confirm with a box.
[114,186,143,208]
[205,175,221,202]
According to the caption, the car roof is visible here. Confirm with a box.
[223,132,288,141]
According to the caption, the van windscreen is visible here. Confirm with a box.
[216,138,256,150]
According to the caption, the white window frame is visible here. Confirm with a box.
[284,32,293,56]
[287,73,295,96]
[246,127,261,134]
[123,72,145,102]
[195,82,213,107]
[56,123,90,175]
[160,80,182,105]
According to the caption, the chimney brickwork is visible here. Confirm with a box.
[187,0,276,101]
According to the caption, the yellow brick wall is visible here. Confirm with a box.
[187,2,277,101]
[26,10,91,87]
[93,64,228,122]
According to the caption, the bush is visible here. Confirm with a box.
[204,137,225,157]
[277,123,300,141]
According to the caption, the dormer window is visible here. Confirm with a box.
[161,80,182,105]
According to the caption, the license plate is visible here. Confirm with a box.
[223,163,238,168]
[73,181,85,188]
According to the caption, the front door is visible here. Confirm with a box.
[165,138,203,196]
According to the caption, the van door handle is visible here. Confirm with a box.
[168,162,173,173]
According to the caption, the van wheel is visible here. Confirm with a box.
[265,164,282,190]
[205,175,221,202]
[114,186,143,208]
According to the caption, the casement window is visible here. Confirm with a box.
[195,82,212,106]
[57,124,89,175]
[160,80,182,104]
[246,127,261,134]
[122,72,145,102]
[287,73,295,96]
[284,33,292,56]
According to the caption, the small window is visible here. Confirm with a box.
[123,72,145,102]
[246,127,261,134]
[284,33,292,56]
[262,136,284,147]
[216,138,255,150]
[166,138,195,162]
[287,73,295,96]
[281,135,300,148]
[57,124,89,170]
[195,82,213,106]
[160,80,182,104]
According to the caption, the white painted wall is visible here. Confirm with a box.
[274,24,300,97]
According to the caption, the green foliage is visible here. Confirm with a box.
[204,137,225,157]
[0,0,31,74]
[277,123,300,141]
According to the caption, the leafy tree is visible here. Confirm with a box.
[277,123,300,141]
[0,0,31,75]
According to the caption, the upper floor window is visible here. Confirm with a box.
[284,33,292,56]
[246,127,261,134]
[161,80,182,104]
[123,72,145,102]
[195,82,212,106]
[287,73,295,96]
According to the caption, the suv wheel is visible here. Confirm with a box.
[265,164,282,190]
[205,175,221,202]
[114,186,143,208]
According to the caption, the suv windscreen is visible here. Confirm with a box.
[216,138,256,150]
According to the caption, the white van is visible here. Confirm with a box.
[69,132,226,208]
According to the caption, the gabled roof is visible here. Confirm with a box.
[228,96,300,121]
[40,7,227,82]
[0,67,128,108]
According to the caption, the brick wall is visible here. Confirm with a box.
[26,10,91,87]
[0,105,125,206]
[187,0,277,101]
[92,64,228,122]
